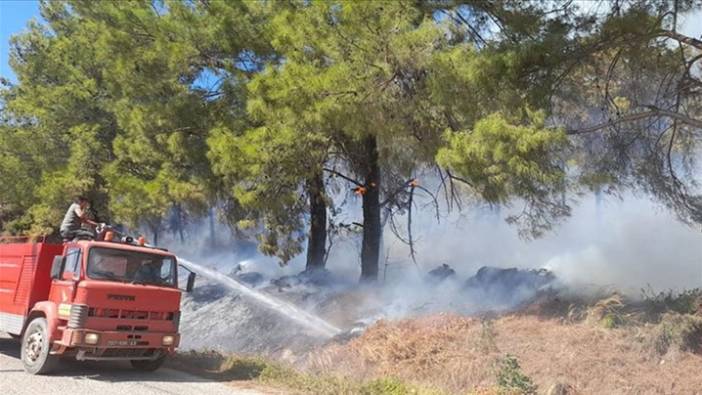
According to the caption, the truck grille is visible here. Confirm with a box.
[68,304,89,328]
[88,308,176,321]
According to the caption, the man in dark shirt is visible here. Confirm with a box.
[60,196,100,241]
[133,261,162,285]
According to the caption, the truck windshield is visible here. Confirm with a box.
[87,247,176,287]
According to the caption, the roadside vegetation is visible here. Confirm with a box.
[169,288,702,394]
[167,350,444,395]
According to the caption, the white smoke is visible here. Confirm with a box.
[379,192,702,294]
[159,186,701,298]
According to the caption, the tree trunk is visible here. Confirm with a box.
[209,207,216,247]
[360,135,381,282]
[305,171,327,271]
[147,218,160,246]
[174,204,185,243]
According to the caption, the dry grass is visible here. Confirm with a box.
[306,296,702,395]
[171,290,702,394]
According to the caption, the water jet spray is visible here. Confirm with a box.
[177,257,342,338]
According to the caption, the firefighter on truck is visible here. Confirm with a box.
[60,196,103,241]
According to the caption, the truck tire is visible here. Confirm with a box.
[21,317,58,375]
[130,355,167,371]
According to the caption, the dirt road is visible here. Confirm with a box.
[0,334,265,395]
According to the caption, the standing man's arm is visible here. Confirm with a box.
[75,206,99,227]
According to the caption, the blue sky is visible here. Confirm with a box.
[0,0,39,83]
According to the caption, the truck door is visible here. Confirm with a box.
[50,246,82,303]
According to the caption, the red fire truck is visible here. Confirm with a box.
[0,236,196,374]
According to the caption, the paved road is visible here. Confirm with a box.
[0,334,264,395]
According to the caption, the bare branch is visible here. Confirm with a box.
[323,167,364,187]
[415,184,441,223]
[657,30,702,50]
[567,108,702,135]
[641,105,702,129]
[407,185,418,266]
[446,169,474,187]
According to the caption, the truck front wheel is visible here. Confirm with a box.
[130,355,167,371]
[21,317,58,375]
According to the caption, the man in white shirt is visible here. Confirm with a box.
[60,196,100,241]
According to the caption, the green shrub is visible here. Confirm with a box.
[601,313,623,329]
[496,354,537,395]
[587,293,628,328]
[220,355,269,380]
[652,314,702,355]
[641,287,702,322]
[359,377,414,395]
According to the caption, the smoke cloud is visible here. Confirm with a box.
[163,189,701,300]
[377,192,702,294]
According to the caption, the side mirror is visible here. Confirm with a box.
[186,272,196,293]
[51,256,64,279]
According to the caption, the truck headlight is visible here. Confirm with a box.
[162,335,175,346]
[84,333,100,345]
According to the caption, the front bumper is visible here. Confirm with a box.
[54,328,179,359]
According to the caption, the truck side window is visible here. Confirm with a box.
[161,258,174,283]
[62,248,81,280]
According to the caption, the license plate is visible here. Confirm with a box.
[107,340,138,346]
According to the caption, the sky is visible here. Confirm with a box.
[0,0,39,83]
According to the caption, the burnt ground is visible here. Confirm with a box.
[178,265,558,358]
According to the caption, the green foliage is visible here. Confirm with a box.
[0,0,260,236]
[642,287,702,322]
[601,313,623,329]
[437,111,570,236]
[260,364,441,395]
[586,293,628,329]
[208,123,327,262]
[496,354,538,395]
[359,377,426,395]
[437,111,567,203]
[652,314,702,356]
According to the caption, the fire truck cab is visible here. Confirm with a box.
[0,238,195,374]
